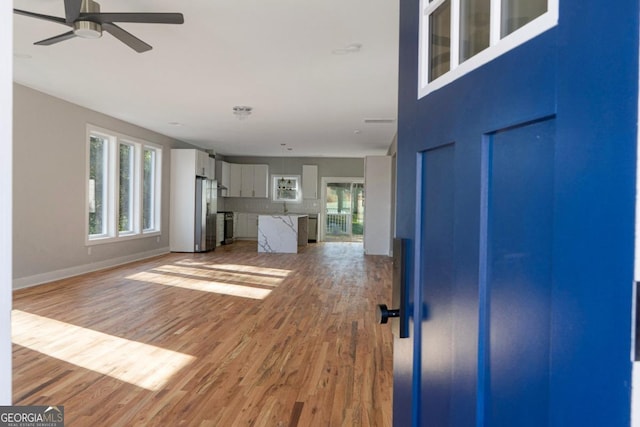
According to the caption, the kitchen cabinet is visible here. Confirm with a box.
[226,164,269,198]
[196,150,214,178]
[235,212,259,239]
[228,163,243,197]
[216,214,224,246]
[173,149,214,179]
[252,165,269,198]
[302,165,318,199]
[241,165,254,197]
[247,213,258,237]
[170,149,217,252]
[215,160,231,196]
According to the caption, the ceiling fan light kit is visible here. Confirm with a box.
[233,106,253,120]
[14,0,184,52]
[74,21,102,39]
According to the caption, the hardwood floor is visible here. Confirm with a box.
[12,241,393,426]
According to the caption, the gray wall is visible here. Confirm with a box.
[221,156,364,214]
[13,84,195,288]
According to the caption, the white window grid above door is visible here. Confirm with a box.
[418,0,558,98]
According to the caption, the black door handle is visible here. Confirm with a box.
[376,238,409,338]
[377,304,400,324]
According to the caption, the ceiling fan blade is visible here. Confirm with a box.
[13,9,68,26]
[34,31,77,46]
[80,12,184,25]
[64,0,82,23]
[102,23,152,53]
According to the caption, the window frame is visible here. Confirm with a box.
[271,175,302,203]
[418,0,558,98]
[118,140,139,236]
[142,145,162,233]
[87,130,116,240]
[85,125,162,245]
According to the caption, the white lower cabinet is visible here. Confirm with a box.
[247,213,258,238]
[235,212,258,239]
[216,214,224,246]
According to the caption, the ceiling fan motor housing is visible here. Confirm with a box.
[74,0,101,38]
[74,21,102,38]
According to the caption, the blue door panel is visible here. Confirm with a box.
[420,144,456,426]
[415,30,557,151]
[485,119,555,426]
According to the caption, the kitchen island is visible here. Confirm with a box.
[258,214,308,253]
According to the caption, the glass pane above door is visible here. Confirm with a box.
[501,0,547,37]
[429,0,452,82]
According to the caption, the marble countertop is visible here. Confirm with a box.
[258,215,309,253]
[258,214,308,217]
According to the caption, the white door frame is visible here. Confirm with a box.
[319,177,364,242]
[1,0,12,405]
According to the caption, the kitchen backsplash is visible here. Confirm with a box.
[219,196,321,214]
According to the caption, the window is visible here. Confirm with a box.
[143,147,159,231]
[419,0,558,97]
[119,142,136,235]
[88,134,109,238]
[86,125,162,243]
[272,175,301,203]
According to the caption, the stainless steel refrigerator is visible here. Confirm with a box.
[194,177,217,252]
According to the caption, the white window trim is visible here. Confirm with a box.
[142,145,162,234]
[418,0,559,98]
[85,124,162,246]
[118,139,140,237]
[86,128,116,241]
[271,174,302,203]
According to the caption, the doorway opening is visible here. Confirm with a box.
[320,177,364,242]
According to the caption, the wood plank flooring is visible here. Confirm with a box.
[12,241,393,426]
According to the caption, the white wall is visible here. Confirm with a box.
[1,2,12,404]
[13,84,196,288]
[364,156,392,255]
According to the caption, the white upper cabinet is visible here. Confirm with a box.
[302,165,318,199]
[195,150,214,178]
[225,163,269,198]
[252,165,269,198]
[173,149,214,179]
[215,160,231,196]
[228,163,243,197]
[241,165,254,197]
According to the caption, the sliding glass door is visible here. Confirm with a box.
[323,179,364,242]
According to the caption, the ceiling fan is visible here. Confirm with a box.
[14,0,184,53]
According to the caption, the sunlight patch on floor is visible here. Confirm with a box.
[154,264,284,287]
[177,261,292,278]
[12,310,195,391]
[127,271,272,300]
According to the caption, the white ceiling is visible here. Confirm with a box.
[13,0,399,158]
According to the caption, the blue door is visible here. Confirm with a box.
[394,0,638,425]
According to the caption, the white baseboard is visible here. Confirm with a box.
[13,247,171,290]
